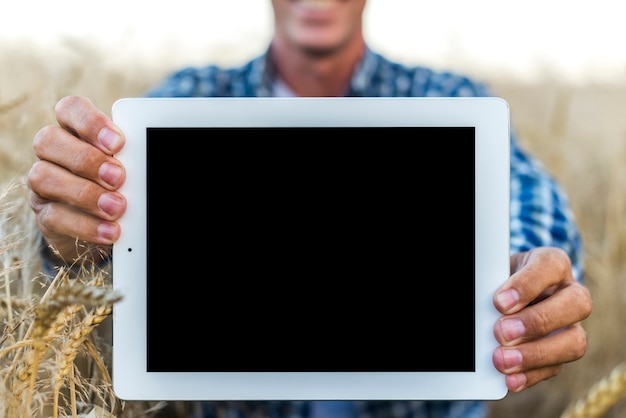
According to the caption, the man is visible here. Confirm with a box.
[27,1,592,417]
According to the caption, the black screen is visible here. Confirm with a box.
[146,127,475,372]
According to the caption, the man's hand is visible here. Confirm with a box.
[493,247,592,392]
[27,96,127,265]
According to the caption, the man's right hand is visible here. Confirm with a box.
[27,96,127,267]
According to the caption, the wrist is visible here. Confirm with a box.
[39,235,112,278]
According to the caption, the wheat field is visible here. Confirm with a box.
[1,39,625,417]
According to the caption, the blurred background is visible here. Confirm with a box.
[1,1,625,417]
[2,0,625,82]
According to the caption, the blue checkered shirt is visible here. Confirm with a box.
[145,46,583,418]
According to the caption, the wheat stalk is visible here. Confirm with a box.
[560,362,626,418]
[12,276,87,417]
[52,302,118,418]
[1,257,122,417]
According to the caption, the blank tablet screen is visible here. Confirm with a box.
[145,127,475,373]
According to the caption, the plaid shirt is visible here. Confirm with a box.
[145,47,583,418]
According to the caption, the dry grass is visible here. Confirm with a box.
[484,80,626,418]
[0,180,172,417]
[1,38,625,417]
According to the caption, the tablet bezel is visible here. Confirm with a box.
[111,97,510,401]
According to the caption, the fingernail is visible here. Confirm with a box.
[98,193,124,217]
[98,127,122,152]
[496,288,519,311]
[506,373,527,392]
[97,222,117,242]
[99,162,123,188]
[500,318,525,343]
[502,349,523,371]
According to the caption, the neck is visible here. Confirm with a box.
[270,36,366,97]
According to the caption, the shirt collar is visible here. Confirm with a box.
[254,46,381,97]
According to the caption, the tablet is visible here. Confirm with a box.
[111,97,510,401]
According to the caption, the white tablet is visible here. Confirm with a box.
[111,97,510,401]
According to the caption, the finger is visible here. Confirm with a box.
[493,322,588,381]
[30,191,121,247]
[494,281,592,346]
[504,365,562,392]
[28,160,126,222]
[54,95,125,155]
[497,325,587,392]
[33,125,125,191]
[495,247,575,314]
